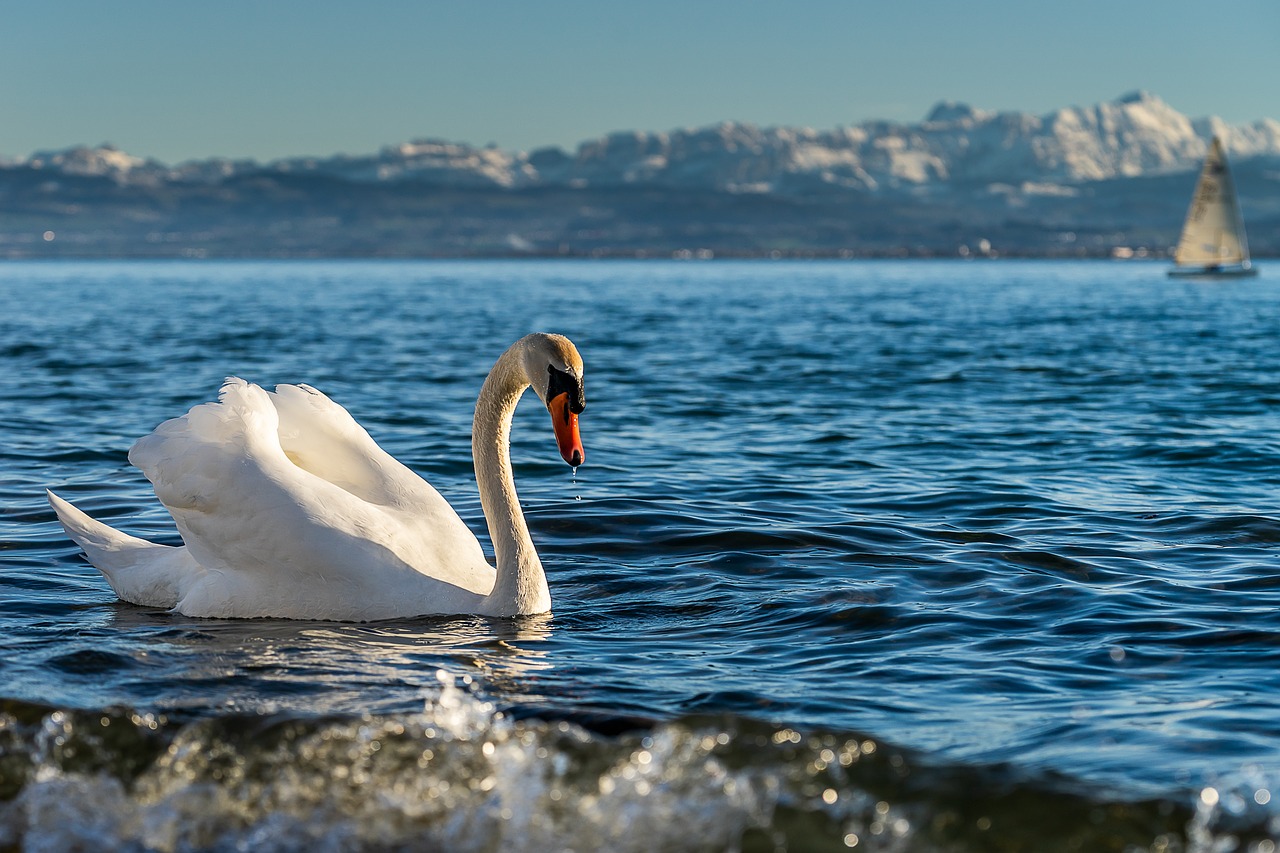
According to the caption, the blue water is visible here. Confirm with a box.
[2,259,1280,851]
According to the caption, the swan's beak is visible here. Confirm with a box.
[549,392,584,467]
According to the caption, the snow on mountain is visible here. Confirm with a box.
[547,92,1270,193]
[558,91,1277,192]
[554,123,885,193]
[23,144,170,184]
[164,156,260,183]
[1193,115,1280,157]
[12,93,1279,195]
[270,139,536,188]
[1030,91,1202,180]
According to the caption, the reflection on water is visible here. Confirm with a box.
[91,609,558,716]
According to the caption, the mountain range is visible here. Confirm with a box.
[3,91,1278,259]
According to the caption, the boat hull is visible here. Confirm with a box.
[1167,265,1259,279]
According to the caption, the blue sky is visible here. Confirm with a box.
[3,0,1278,164]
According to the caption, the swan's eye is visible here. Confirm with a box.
[547,364,585,413]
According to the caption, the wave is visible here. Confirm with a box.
[0,679,1268,853]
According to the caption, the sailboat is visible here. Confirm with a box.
[1168,136,1257,278]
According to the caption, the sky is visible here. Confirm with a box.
[3,0,1278,165]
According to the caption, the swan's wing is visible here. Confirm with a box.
[127,379,493,615]
[268,382,440,511]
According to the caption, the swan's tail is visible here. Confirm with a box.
[47,490,196,608]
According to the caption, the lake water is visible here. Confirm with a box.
[2,259,1279,851]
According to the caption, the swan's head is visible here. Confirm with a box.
[523,333,585,467]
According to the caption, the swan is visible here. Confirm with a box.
[47,333,586,621]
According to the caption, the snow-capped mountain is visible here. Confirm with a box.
[538,91,1279,192]
[270,140,535,188]
[22,144,170,184]
[12,92,1280,195]
[5,92,1278,260]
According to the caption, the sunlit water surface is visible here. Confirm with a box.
[2,259,1280,851]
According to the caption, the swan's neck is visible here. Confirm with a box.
[473,345,551,616]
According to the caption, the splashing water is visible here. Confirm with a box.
[0,678,1253,853]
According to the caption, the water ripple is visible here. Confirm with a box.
[3,260,1280,848]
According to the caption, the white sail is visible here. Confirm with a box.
[1173,136,1251,268]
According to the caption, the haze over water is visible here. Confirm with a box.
[2,259,1279,850]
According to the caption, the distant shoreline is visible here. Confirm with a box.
[4,249,1236,262]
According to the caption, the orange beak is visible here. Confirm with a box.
[549,392,584,467]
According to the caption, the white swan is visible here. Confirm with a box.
[47,333,586,621]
